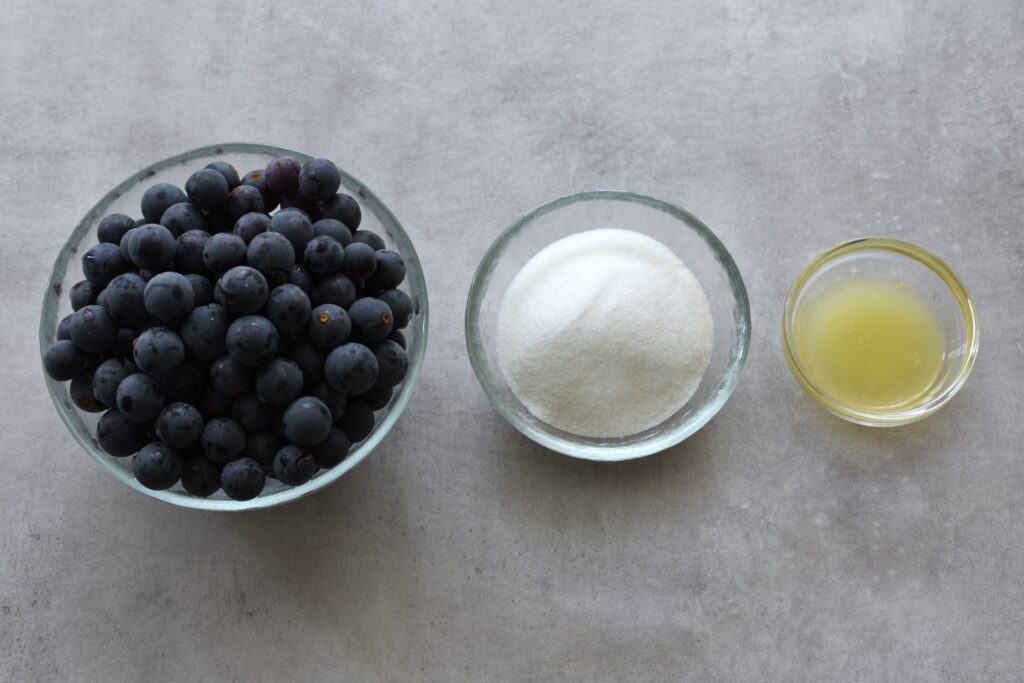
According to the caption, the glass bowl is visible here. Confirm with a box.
[782,237,978,426]
[465,190,750,461]
[39,142,428,510]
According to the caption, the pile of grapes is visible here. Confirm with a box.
[44,155,413,501]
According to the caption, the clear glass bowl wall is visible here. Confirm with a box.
[782,238,978,426]
[39,143,428,510]
[466,191,750,461]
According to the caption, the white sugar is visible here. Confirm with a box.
[496,229,713,438]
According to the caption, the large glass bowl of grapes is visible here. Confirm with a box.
[39,143,428,510]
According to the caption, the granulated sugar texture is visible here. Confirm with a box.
[496,229,713,438]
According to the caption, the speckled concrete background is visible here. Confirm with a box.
[2,1,1022,680]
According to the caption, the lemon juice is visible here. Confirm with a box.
[794,276,945,412]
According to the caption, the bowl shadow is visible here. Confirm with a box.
[193,451,427,629]
[486,408,727,529]
[782,374,974,481]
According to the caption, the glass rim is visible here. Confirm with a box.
[39,142,429,511]
[465,189,751,460]
[781,236,979,426]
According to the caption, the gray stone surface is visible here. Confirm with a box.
[2,0,1022,680]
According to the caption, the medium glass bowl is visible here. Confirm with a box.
[465,190,750,461]
[782,237,978,426]
[39,142,428,510]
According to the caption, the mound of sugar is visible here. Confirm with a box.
[496,229,713,438]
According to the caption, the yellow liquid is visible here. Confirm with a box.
[794,276,946,412]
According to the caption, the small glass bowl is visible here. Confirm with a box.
[39,142,428,510]
[465,190,750,461]
[782,237,978,426]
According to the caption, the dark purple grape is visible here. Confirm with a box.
[143,272,195,323]
[324,343,378,395]
[202,233,247,275]
[233,212,270,244]
[186,273,214,307]
[132,442,184,490]
[246,231,295,283]
[297,157,340,201]
[181,456,222,497]
[226,315,279,367]
[338,399,374,442]
[209,355,254,398]
[273,444,319,485]
[56,314,73,341]
[359,383,393,410]
[69,305,119,353]
[312,273,357,309]
[175,229,212,275]
[128,224,177,272]
[309,380,346,419]
[217,266,268,315]
[155,402,204,449]
[82,242,129,288]
[377,289,413,329]
[205,161,240,189]
[103,273,148,326]
[241,168,280,211]
[288,264,313,293]
[220,457,265,500]
[132,327,186,376]
[254,358,303,406]
[226,184,265,220]
[160,202,206,237]
[92,358,130,407]
[186,168,230,211]
[201,417,246,464]
[365,250,406,291]
[270,208,314,254]
[279,193,321,221]
[96,409,148,457]
[312,218,352,247]
[115,373,165,422]
[70,280,98,311]
[306,304,350,349]
[264,156,301,196]
[348,297,393,344]
[341,242,377,279]
[70,368,105,412]
[141,183,187,223]
[311,427,350,469]
[281,396,332,446]
[351,230,385,251]
[97,213,136,245]
[264,284,312,335]
[180,304,230,360]
[321,193,361,230]
[370,339,408,387]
